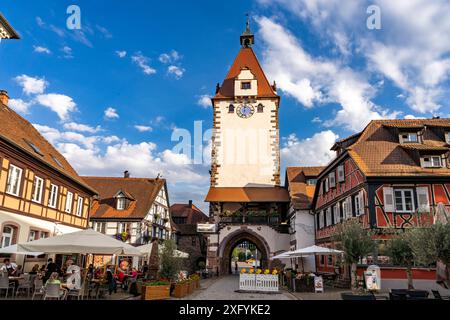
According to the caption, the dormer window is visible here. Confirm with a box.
[228,104,235,113]
[306,179,317,185]
[399,132,419,143]
[421,156,444,168]
[117,196,126,210]
[241,82,251,90]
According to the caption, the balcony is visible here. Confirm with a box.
[219,215,281,225]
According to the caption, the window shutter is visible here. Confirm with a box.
[346,197,353,219]
[337,165,345,182]
[417,187,430,213]
[383,187,395,212]
[329,172,336,188]
[358,191,364,215]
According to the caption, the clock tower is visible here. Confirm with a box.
[204,18,290,275]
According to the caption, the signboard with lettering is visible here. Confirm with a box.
[314,276,324,293]
[365,265,381,291]
[197,223,217,233]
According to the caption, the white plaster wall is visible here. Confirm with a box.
[293,209,316,272]
[213,98,278,187]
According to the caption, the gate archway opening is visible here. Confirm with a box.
[219,230,270,275]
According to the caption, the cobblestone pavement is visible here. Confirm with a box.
[179,276,296,300]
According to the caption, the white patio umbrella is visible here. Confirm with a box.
[16,229,142,256]
[286,245,343,257]
[137,243,189,258]
[271,252,292,260]
[0,244,44,256]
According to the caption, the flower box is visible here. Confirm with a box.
[172,282,188,298]
[142,284,171,300]
[187,280,194,294]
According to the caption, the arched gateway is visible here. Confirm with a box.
[219,229,270,274]
[204,23,291,276]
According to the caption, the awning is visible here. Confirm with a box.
[205,187,290,203]
[271,252,292,260]
[0,244,44,256]
[16,229,142,256]
[286,245,343,258]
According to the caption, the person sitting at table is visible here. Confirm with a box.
[11,264,23,277]
[45,272,66,298]
[29,264,40,275]
[0,259,17,276]
[87,264,94,280]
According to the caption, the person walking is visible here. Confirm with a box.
[106,265,117,295]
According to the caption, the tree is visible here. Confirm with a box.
[387,233,415,289]
[334,219,375,291]
[158,239,182,282]
[407,223,450,288]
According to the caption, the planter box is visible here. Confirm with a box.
[187,281,194,294]
[239,274,279,292]
[294,278,315,292]
[142,285,171,300]
[172,283,188,298]
[190,279,199,290]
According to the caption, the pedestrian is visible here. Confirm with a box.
[235,261,238,274]
[106,265,117,295]
[44,258,59,282]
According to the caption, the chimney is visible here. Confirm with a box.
[188,200,193,208]
[124,170,130,178]
[0,90,9,106]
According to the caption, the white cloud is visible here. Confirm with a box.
[8,99,33,113]
[197,95,211,108]
[33,46,51,54]
[159,50,181,64]
[96,25,113,38]
[134,125,153,132]
[63,122,102,133]
[131,52,156,75]
[35,93,77,121]
[104,107,119,119]
[259,0,450,115]
[14,75,48,95]
[167,65,185,79]
[115,50,127,58]
[256,16,396,132]
[281,130,339,167]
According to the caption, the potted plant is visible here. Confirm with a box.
[172,279,188,298]
[189,274,200,289]
[142,281,171,300]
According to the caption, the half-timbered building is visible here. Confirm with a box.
[313,118,450,281]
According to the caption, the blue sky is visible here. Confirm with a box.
[1,1,449,212]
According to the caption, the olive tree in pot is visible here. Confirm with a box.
[407,222,450,289]
[334,219,375,291]
[159,239,182,282]
[386,232,415,289]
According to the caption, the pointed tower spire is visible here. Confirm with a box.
[240,13,254,47]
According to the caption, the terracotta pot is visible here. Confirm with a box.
[142,285,171,300]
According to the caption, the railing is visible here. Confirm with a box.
[239,274,279,292]
[219,216,280,225]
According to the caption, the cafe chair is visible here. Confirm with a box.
[431,290,450,300]
[16,274,32,298]
[0,276,15,299]
[32,279,44,300]
[43,283,66,300]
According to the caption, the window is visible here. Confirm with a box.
[48,184,58,208]
[65,192,73,213]
[257,104,264,113]
[51,155,63,168]
[355,191,364,216]
[333,204,341,224]
[324,178,329,193]
[343,197,352,219]
[320,255,325,266]
[422,156,443,168]
[40,231,48,239]
[6,164,23,196]
[326,208,332,226]
[25,139,43,156]
[31,176,44,203]
[394,189,415,212]
[417,187,430,213]
[241,82,251,89]
[327,255,333,266]
[399,132,419,143]
[117,197,126,210]
[329,172,336,188]
[318,211,324,229]
[228,104,235,113]
[446,132,450,143]
[337,165,345,182]
[95,222,106,233]
[28,230,37,242]
[76,196,84,216]
[1,225,15,248]
[307,179,317,185]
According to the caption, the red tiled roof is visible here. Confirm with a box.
[0,101,96,194]
[205,187,289,203]
[82,176,166,219]
[170,203,209,224]
[344,118,450,177]
[214,47,278,99]
[286,167,324,210]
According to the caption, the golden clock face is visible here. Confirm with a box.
[237,104,255,118]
